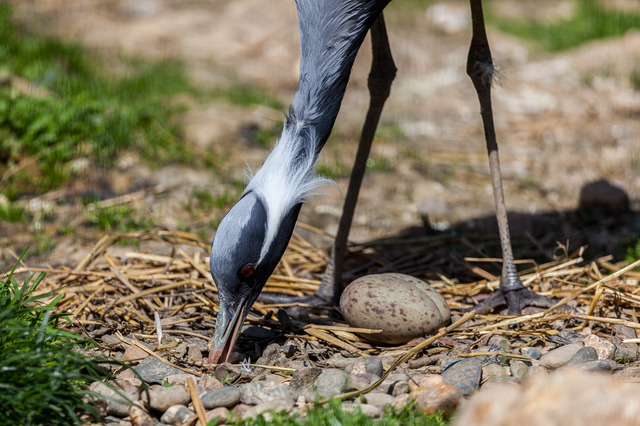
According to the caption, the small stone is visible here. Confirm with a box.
[556,329,584,344]
[290,367,323,390]
[510,360,529,383]
[357,392,395,409]
[213,363,243,384]
[487,335,511,351]
[378,374,409,395]
[614,343,638,361]
[409,375,463,416]
[345,372,379,392]
[528,365,549,378]
[614,366,640,378]
[521,347,542,360]
[576,359,616,373]
[393,393,411,410]
[449,344,471,357]
[199,374,223,391]
[252,373,287,383]
[325,353,359,369]
[539,343,583,369]
[583,334,616,360]
[342,402,381,418]
[312,368,347,398]
[567,346,599,366]
[347,359,367,374]
[123,345,149,361]
[145,384,190,413]
[134,355,184,384]
[201,386,241,409]
[364,357,384,377]
[240,381,298,404]
[187,345,202,359]
[161,405,195,425]
[165,374,199,387]
[231,404,252,419]
[196,407,229,426]
[100,334,122,347]
[129,405,154,426]
[90,382,139,417]
[242,400,294,421]
[441,358,482,395]
[482,363,510,383]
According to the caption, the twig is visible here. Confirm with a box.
[187,377,208,426]
[315,310,476,404]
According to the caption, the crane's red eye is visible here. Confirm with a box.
[238,264,255,279]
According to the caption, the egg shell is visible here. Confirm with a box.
[340,273,451,344]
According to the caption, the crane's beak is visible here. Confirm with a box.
[208,296,249,365]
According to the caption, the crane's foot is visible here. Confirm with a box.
[470,284,556,316]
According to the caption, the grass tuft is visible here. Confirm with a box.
[488,0,640,52]
[0,252,112,425]
[0,4,195,198]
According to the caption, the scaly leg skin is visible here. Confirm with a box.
[259,14,397,314]
[467,0,555,316]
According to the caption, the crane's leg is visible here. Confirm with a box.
[467,0,554,315]
[258,13,396,310]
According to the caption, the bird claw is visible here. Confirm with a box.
[468,286,556,316]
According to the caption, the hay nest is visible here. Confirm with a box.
[9,225,640,384]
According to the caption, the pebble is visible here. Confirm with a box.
[482,363,510,383]
[576,359,616,373]
[134,356,185,384]
[312,368,347,398]
[409,375,463,416]
[346,372,379,392]
[378,374,409,395]
[509,360,529,383]
[145,384,190,412]
[487,335,511,351]
[357,392,395,410]
[123,344,149,360]
[196,407,229,426]
[90,382,140,417]
[242,399,294,421]
[160,405,195,425]
[231,404,252,419]
[129,405,155,426]
[165,374,200,387]
[342,402,381,418]
[520,346,542,360]
[199,375,223,391]
[200,386,241,409]
[240,381,298,404]
[364,357,384,377]
[566,346,599,366]
[290,367,323,390]
[583,334,616,359]
[614,366,640,378]
[539,343,583,369]
[212,363,244,384]
[441,358,482,395]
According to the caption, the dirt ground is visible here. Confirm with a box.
[4,0,640,270]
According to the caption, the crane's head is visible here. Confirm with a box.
[208,188,302,364]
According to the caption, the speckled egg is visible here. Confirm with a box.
[340,273,451,344]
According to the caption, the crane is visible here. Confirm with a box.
[208,0,554,364]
